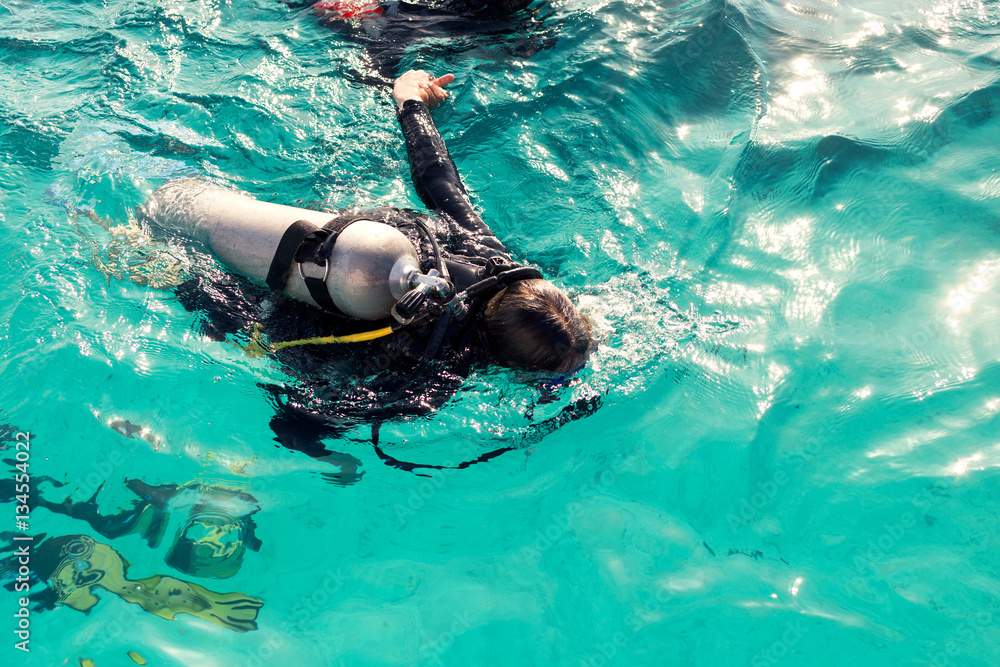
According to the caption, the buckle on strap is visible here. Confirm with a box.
[293,228,333,267]
[297,257,331,284]
[265,213,371,314]
[265,220,341,314]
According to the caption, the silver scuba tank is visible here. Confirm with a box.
[142,178,420,320]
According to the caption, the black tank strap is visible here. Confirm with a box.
[293,227,338,312]
[266,219,318,296]
[264,214,372,315]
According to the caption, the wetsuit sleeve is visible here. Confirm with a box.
[397,99,508,257]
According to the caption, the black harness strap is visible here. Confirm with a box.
[370,421,514,477]
[295,227,338,312]
[265,214,372,315]
[266,220,318,296]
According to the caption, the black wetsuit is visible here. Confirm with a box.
[176,101,506,449]
[177,97,598,471]
[309,0,557,84]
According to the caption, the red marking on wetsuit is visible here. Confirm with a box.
[313,0,384,21]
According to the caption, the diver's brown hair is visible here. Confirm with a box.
[482,279,592,373]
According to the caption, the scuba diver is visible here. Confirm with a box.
[306,0,555,85]
[39,478,263,580]
[1,469,263,579]
[1,534,262,632]
[144,69,598,470]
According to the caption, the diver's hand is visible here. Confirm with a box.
[393,70,455,111]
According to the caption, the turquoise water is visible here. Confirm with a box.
[3,0,1000,664]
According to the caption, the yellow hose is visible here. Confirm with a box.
[243,325,394,358]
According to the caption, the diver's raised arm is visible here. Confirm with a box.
[393,70,505,253]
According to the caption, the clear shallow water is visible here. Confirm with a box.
[2,0,1000,664]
